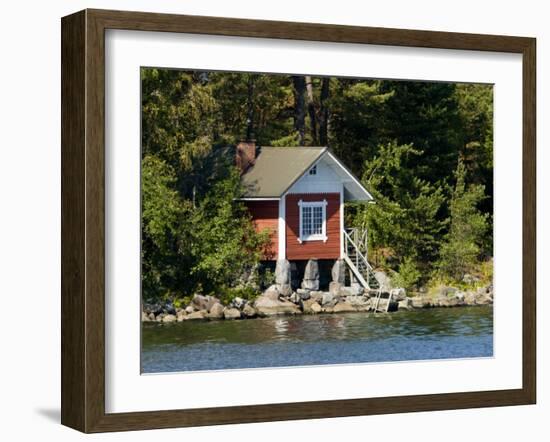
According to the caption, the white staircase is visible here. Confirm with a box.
[342,228,392,313]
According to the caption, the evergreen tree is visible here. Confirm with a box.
[438,160,489,281]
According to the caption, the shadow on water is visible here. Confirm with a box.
[142,306,493,373]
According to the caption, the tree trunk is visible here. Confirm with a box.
[292,76,306,146]
[305,76,318,144]
[319,77,330,146]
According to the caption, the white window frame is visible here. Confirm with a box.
[298,199,328,243]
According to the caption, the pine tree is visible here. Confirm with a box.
[438,160,489,281]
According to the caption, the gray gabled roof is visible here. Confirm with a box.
[241,146,327,198]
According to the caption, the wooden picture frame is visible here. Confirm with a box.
[61,8,536,433]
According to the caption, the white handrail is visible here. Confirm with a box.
[343,230,373,272]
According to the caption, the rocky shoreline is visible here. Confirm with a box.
[142,283,493,324]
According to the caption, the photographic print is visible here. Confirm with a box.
[140,69,494,373]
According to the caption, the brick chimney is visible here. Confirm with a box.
[236,140,256,173]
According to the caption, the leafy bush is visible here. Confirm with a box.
[391,257,422,291]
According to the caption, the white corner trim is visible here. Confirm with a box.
[326,151,374,201]
[278,195,286,259]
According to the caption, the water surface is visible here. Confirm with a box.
[141,306,493,373]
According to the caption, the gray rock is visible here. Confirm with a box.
[374,271,392,292]
[156,313,165,322]
[162,314,177,323]
[296,289,311,300]
[321,292,335,306]
[143,303,163,316]
[263,286,281,301]
[301,299,322,314]
[192,294,220,312]
[223,307,242,320]
[331,259,346,283]
[278,284,293,297]
[411,296,432,309]
[333,302,357,313]
[176,311,187,322]
[329,281,344,296]
[302,259,320,290]
[346,295,371,309]
[390,287,407,301]
[208,303,225,319]
[254,294,302,316]
[437,286,458,297]
[341,284,363,297]
[310,291,324,303]
[142,312,150,322]
[185,305,195,314]
[242,304,257,318]
[275,259,291,285]
[289,292,300,304]
[186,311,207,320]
[398,298,413,311]
[148,312,155,321]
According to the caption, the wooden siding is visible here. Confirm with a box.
[286,193,341,260]
[244,200,278,260]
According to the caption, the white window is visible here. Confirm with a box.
[308,165,317,175]
[298,200,327,242]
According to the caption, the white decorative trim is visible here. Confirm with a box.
[278,195,286,258]
[340,184,344,257]
[298,199,328,242]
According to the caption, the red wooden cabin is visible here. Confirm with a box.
[236,141,373,263]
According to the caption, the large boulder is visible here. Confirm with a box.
[331,259,346,284]
[340,284,363,297]
[301,299,322,314]
[398,298,413,311]
[254,294,302,316]
[309,291,324,303]
[186,310,207,320]
[263,285,281,301]
[333,302,357,313]
[223,307,242,320]
[302,259,320,291]
[346,295,371,311]
[208,303,225,319]
[296,288,311,300]
[321,292,335,307]
[242,304,257,318]
[411,296,432,309]
[162,314,177,323]
[390,287,407,301]
[275,259,293,295]
[176,310,187,322]
[192,294,220,312]
[143,303,163,316]
[329,281,345,297]
[275,259,291,285]
[374,271,392,292]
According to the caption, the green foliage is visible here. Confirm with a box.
[437,161,489,281]
[391,257,422,292]
[218,285,259,306]
[351,141,447,272]
[189,169,270,293]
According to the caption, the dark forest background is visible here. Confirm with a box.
[141,68,493,303]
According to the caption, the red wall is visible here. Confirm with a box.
[244,200,278,260]
[286,193,341,260]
